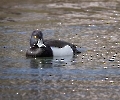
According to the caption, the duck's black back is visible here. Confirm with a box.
[44,39,80,53]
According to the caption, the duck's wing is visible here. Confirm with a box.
[44,39,74,48]
[44,40,82,53]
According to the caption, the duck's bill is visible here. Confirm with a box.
[37,39,46,48]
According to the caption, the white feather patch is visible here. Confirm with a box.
[51,45,73,57]
[37,39,46,47]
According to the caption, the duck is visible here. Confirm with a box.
[26,30,81,57]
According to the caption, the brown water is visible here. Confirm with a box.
[0,0,120,100]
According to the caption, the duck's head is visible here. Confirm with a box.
[30,30,46,48]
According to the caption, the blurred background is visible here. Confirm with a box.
[0,0,120,100]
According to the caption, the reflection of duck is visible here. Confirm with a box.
[29,56,75,68]
[26,30,81,57]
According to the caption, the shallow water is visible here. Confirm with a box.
[0,0,120,100]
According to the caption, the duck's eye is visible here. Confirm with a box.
[34,36,37,38]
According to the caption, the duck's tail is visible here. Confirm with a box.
[76,47,87,53]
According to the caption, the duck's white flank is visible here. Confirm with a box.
[51,45,73,56]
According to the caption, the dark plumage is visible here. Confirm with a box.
[26,30,81,57]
